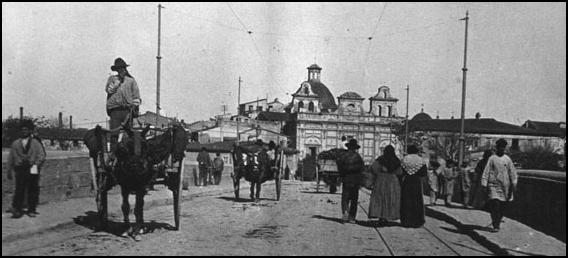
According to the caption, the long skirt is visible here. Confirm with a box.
[368,173,401,220]
[400,174,425,228]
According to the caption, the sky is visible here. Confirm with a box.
[2,2,566,128]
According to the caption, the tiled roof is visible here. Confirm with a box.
[338,92,364,100]
[256,112,296,122]
[409,118,558,137]
[295,80,338,111]
[522,120,566,137]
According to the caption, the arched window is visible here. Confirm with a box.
[388,106,392,117]
[298,101,304,110]
[383,91,388,99]
[308,102,315,112]
[304,86,309,95]
[378,105,382,117]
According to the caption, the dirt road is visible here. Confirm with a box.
[5,181,493,256]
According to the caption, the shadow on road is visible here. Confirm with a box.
[73,211,175,237]
[216,196,274,203]
[299,191,340,195]
[312,214,345,224]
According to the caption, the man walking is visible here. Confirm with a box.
[197,147,212,186]
[481,138,518,232]
[336,139,364,223]
[212,152,224,185]
[7,119,46,218]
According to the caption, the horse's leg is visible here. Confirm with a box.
[120,187,131,236]
[250,183,255,201]
[255,182,261,202]
[133,190,145,238]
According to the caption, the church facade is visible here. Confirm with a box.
[287,64,403,164]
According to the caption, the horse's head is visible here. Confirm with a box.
[84,125,108,159]
[116,125,151,173]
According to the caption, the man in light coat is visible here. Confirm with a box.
[481,138,518,232]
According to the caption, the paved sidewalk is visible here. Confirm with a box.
[2,175,247,243]
[424,197,566,256]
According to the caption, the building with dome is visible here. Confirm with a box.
[280,64,403,167]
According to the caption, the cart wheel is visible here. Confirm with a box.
[173,159,185,231]
[275,176,282,201]
[96,171,108,230]
[316,173,321,193]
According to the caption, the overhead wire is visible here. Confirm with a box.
[361,2,389,88]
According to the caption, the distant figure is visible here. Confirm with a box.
[105,57,141,165]
[459,159,475,208]
[482,139,518,233]
[427,156,442,206]
[336,139,364,223]
[399,145,428,228]
[7,119,46,219]
[197,147,212,186]
[441,159,459,208]
[368,145,402,224]
[284,165,291,180]
[212,152,224,185]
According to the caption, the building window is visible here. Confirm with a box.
[388,106,392,117]
[304,87,309,95]
[268,105,273,111]
[308,102,315,112]
[383,91,388,98]
[249,105,253,112]
[257,106,263,111]
[363,138,374,158]
[298,101,304,109]
[378,105,382,117]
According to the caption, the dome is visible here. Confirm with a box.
[338,91,364,100]
[293,80,337,111]
[411,112,433,121]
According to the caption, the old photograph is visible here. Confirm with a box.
[2,2,566,256]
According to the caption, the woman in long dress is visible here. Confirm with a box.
[368,145,402,223]
[400,145,428,228]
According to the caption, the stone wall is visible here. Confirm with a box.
[2,152,235,210]
[427,169,566,242]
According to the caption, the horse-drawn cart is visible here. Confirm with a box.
[85,123,188,235]
[316,149,346,193]
[231,141,283,202]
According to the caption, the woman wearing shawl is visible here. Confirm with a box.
[368,145,402,224]
[400,145,428,228]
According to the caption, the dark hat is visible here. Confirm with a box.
[345,139,360,150]
[111,57,130,71]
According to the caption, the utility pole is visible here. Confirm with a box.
[458,11,469,167]
[404,85,409,154]
[156,4,165,127]
[236,76,242,143]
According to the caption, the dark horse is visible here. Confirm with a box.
[84,122,187,240]
[232,141,280,202]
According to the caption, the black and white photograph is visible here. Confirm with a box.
[2,2,566,256]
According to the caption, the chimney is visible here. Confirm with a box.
[20,107,23,120]
[69,116,73,129]
[59,112,63,128]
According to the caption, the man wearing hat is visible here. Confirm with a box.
[105,57,141,164]
[336,138,365,223]
[481,138,518,232]
[7,119,46,218]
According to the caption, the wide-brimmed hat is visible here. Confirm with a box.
[345,139,360,150]
[111,57,130,71]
